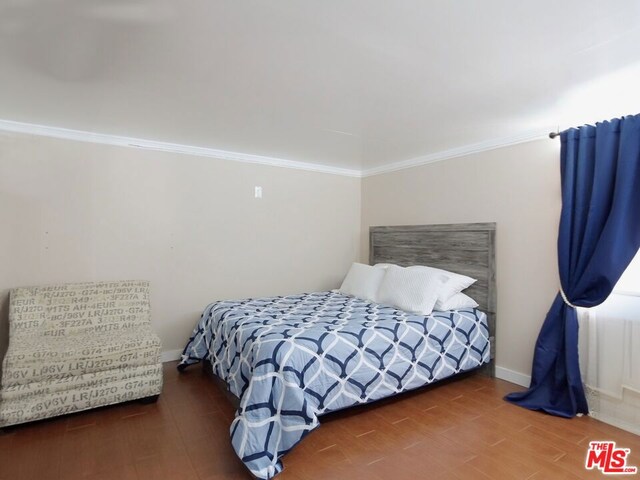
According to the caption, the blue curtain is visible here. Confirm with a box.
[505,114,640,418]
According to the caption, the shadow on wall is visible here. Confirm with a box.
[0,289,9,384]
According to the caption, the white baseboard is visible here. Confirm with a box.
[161,349,182,363]
[495,366,531,387]
[589,411,640,436]
[160,352,534,384]
[160,351,533,387]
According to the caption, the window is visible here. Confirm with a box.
[613,249,640,296]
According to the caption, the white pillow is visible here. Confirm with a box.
[375,263,476,303]
[376,264,444,315]
[434,292,479,311]
[408,266,476,303]
[338,263,386,302]
[374,263,394,270]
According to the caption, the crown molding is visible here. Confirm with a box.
[0,118,553,178]
[0,119,362,178]
[360,128,553,177]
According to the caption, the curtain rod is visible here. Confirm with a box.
[549,131,561,139]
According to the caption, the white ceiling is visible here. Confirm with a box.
[1,1,640,172]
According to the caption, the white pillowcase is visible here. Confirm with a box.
[375,263,476,304]
[376,264,444,315]
[434,292,478,311]
[374,263,395,270]
[409,266,476,303]
[338,263,386,302]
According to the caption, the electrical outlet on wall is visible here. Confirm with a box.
[254,186,263,199]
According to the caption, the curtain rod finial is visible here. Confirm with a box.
[549,131,560,139]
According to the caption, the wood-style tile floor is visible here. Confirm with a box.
[1,362,638,480]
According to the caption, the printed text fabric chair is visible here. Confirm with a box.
[0,280,162,427]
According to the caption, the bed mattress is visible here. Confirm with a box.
[178,291,490,479]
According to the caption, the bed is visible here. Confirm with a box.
[178,223,496,479]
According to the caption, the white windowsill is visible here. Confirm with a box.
[611,290,640,298]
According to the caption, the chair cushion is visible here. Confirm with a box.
[0,363,162,427]
[2,326,161,388]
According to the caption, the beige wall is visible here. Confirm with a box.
[361,139,562,378]
[0,131,560,379]
[0,132,361,356]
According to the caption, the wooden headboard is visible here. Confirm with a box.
[369,223,496,372]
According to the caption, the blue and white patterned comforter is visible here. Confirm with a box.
[178,291,490,479]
